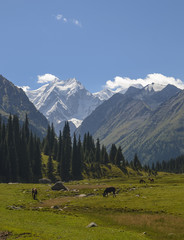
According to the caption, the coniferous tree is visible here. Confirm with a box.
[83,132,95,162]
[47,155,55,182]
[60,121,71,181]
[57,131,62,176]
[43,125,51,155]
[23,114,29,143]
[115,146,125,168]
[109,144,117,164]
[71,133,78,179]
[133,154,142,171]
[101,145,109,164]
[71,134,82,180]
[12,115,20,180]
[77,136,83,179]
[95,138,101,163]
[6,115,13,181]
[33,137,42,181]
[0,114,42,183]
[20,125,30,182]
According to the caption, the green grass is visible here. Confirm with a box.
[1,173,184,239]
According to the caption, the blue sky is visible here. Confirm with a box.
[1,0,184,92]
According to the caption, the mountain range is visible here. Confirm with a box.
[1,74,184,165]
[0,75,48,137]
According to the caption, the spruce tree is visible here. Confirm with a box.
[57,131,62,177]
[115,146,125,168]
[47,155,55,182]
[61,122,71,181]
[95,138,101,163]
[133,154,142,171]
[71,133,78,179]
[71,134,82,180]
[101,145,109,164]
[109,144,117,164]
[33,137,42,181]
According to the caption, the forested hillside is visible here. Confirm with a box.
[0,115,149,183]
[0,114,42,182]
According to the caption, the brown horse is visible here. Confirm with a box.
[148,178,154,183]
[32,188,37,200]
[103,187,116,197]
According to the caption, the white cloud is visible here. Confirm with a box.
[55,13,81,27]
[37,74,59,84]
[105,73,184,91]
[73,19,82,27]
[19,86,30,92]
[56,14,63,20]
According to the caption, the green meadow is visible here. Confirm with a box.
[1,173,184,240]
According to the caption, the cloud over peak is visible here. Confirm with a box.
[105,73,184,91]
[37,74,59,84]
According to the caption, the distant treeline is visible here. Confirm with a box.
[153,156,184,173]
[0,114,150,183]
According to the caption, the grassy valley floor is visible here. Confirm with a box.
[0,173,184,239]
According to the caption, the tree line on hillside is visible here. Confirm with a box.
[0,114,162,183]
[42,122,148,182]
[153,155,184,173]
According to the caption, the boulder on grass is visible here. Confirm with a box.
[86,222,98,228]
[39,178,51,184]
[51,181,68,191]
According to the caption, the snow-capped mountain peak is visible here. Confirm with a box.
[26,78,102,134]
[144,82,166,92]
[93,88,115,100]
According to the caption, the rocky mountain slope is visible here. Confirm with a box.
[76,84,183,164]
[0,75,48,137]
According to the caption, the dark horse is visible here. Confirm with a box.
[32,188,37,200]
[139,179,145,184]
[103,187,116,197]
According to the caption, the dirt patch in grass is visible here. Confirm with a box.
[39,196,74,207]
[66,184,107,191]
[0,231,11,240]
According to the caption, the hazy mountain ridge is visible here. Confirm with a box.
[0,75,48,137]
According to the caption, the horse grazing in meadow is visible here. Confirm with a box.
[139,179,145,184]
[32,188,38,200]
[103,187,116,197]
[148,178,154,183]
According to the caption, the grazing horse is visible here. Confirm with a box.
[139,179,145,184]
[148,178,154,183]
[32,188,37,200]
[103,187,116,197]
